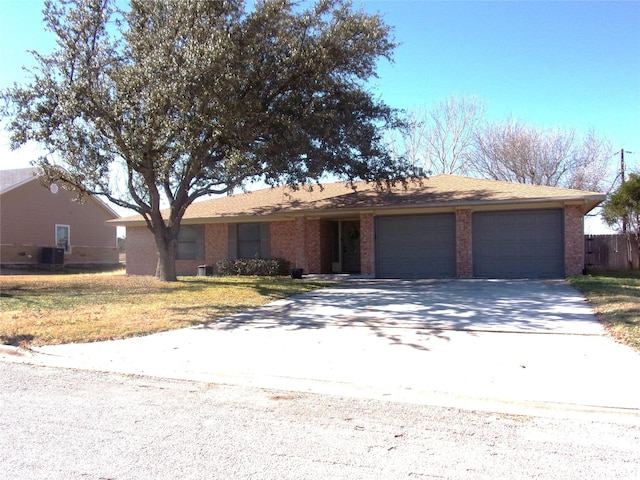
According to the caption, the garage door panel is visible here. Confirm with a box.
[473,210,564,278]
[376,214,456,279]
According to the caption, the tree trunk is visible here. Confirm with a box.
[154,232,179,282]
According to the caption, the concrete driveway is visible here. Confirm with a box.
[3,279,640,420]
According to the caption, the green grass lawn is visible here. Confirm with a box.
[568,271,640,351]
[0,270,333,347]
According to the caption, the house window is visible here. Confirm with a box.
[238,223,262,258]
[229,223,270,259]
[55,224,70,253]
[176,226,204,260]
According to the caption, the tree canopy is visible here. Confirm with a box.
[390,100,612,192]
[2,0,413,280]
[602,173,640,236]
[464,119,611,191]
[602,173,640,269]
[390,96,485,175]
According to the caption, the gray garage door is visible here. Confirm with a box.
[375,214,456,278]
[473,209,564,278]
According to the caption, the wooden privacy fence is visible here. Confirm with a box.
[585,234,640,271]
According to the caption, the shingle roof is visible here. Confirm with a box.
[113,174,606,226]
[0,167,38,194]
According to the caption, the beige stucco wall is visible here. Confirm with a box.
[1,180,118,265]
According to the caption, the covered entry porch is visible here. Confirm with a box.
[292,214,373,276]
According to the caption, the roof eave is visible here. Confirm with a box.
[0,176,38,196]
[1,172,121,219]
[110,194,607,227]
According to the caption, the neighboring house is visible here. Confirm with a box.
[114,174,605,279]
[0,167,119,266]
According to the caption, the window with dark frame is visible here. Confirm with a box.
[238,223,262,258]
[176,226,204,260]
[228,223,270,259]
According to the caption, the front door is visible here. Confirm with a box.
[341,220,361,273]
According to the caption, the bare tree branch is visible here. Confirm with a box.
[467,118,612,191]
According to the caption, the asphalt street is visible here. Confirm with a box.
[2,279,640,479]
[1,362,639,480]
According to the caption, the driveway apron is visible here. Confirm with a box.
[3,279,640,418]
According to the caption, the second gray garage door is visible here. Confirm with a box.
[375,214,456,278]
[473,209,564,278]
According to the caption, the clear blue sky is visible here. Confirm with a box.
[360,1,639,164]
[1,0,638,173]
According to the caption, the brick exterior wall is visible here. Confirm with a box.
[270,218,332,274]
[125,227,157,276]
[175,259,203,276]
[304,218,323,274]
[360,213,375,276]
[295,217,307,272]
[125,218,331,276]
[126,223,229,276]
[203,223,228,273]
[455,209,473,278]
[270,220,298,269]
[0,244,118,266]
[0,245,42,265]
[175,224,228,276]
[123,204,589,278]
[564,204,585,276]
[59,246,119,265]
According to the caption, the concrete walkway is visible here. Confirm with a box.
[3,279,640,421]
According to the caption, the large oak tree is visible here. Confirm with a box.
[2,0,412,281]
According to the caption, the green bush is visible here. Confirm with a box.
[216,258,291,277]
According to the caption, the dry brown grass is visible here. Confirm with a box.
[0,270,332,347]
[569,271,640,351]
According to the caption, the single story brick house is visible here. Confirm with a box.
[113,174,605,279]
[1,167,120,266]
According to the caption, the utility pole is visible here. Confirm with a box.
[618,149,633,233]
